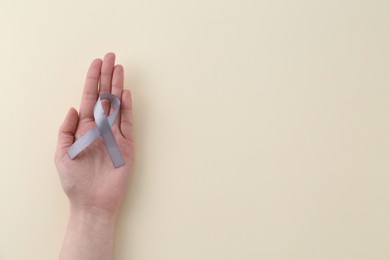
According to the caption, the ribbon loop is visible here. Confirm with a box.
[67,93,125,168]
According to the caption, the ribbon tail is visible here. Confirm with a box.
[101,129,125,168]
[67,127,100,159]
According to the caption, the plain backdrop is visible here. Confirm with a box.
[0,0,389,259]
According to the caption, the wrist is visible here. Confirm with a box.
[59,204,117,259]
[69,204,118,225]
[67,205,117,248]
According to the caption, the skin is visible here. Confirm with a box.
[54,52,134,260]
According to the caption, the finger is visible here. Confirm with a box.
[79,58,102,121]
[56,107,79,153]
[99,52,116,114]
[111,64,124,127]
[120,89,133,139]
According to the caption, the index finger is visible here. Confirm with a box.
[79,58,102,121]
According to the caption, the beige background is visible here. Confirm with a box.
[0,0,389,259]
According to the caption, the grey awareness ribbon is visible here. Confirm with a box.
[67,93,125,168]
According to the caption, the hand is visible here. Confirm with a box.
[54,52,134,217]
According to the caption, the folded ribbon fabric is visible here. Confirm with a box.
[67,93,125,168]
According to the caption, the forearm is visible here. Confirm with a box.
[59,205,117,260]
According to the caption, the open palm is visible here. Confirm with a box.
[54,53,134,214]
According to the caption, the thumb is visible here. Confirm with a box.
[56,107,79,155]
